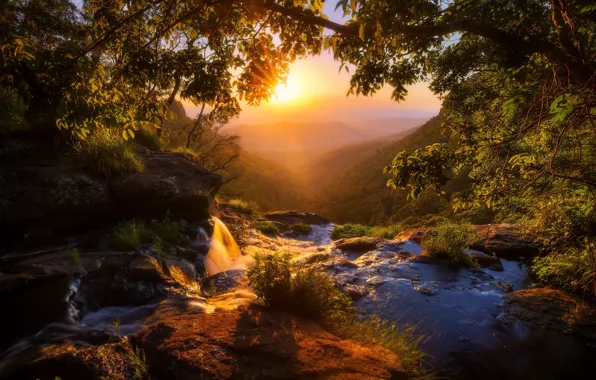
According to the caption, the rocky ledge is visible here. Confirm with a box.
[503,288,596,339]
[397,223,539,259]
[0,151,221,249]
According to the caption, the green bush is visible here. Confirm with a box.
[369,224,401,239]
[228,198,258,214]
[255,220,279,235]
[113,220,153,250]
[247,253,427,378]
[423,221,480,267]
[331,223,371,239]
[74,128,144,179]
[533,240,596,297]
[134,128,161,151]
[289,221,312,235]
[247,253,292,309]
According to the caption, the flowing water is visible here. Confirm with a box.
[203,216,254,275]
[2,217,595,380]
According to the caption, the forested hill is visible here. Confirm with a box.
[300,115,445,224]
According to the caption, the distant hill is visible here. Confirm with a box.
[298,115,446,223]
[225,117,427,153]
[224,150,306,211]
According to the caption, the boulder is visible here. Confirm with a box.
[472,224,538,259]
[0,152,221,248]
[335,237,381,252]
[503,288,596,339]
[136,304,408,380]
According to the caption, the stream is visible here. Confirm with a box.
[1,219,595,379]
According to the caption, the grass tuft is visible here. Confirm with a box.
[369,224,402,239]
[74,128,144,179]
[228,198,258,214]
[113,220,153,250]
[289,221,312,235]
[331,223,370,239]
[255,220,279,235]
[121,342,149,380]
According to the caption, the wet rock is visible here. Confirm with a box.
[415,286,437,296]
[204,269,248,295]
[263,210,330,225]
[498,280,514,293]
[472,224,538,259]
[343,285,369,300]
[366,276,385,287]
[395,229,431,244]
[298,252,330,265]
[335,237,381,252]
[504,288,596,339]
[468,253,504,271]
[136,304,407,380]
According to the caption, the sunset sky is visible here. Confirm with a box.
[184,0,442,125]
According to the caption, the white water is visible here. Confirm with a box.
[204,216,253,275]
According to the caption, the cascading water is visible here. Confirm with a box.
[203,216,252,275]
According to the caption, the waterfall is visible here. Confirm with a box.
[204,216,249,275]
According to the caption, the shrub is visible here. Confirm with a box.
[289,221,312,235]
[112,220,153,250]
[423,221,481,267]
[369,224,401,239]
[74,128,144,179]
[134,128,161,151]
[247,253,293,309]
[533,239,596,297]
[149,212,186,244]
[228,198,258,214]
[247,253,427,378]
[331,223,370,239]
[255,220,279,235]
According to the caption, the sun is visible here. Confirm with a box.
[272,77,300,104]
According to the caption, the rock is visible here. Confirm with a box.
[468,253,504,271]
[263,210,330,225]
[203,269,248,295]
[298,252,330,265]
[0,152,221,248]
[504,288,596,339]
[415,286,437,296]
[0,339,141,380]
[498,280,514,293]
[472,224,539,259]
[366,276,385,287]
[395,229,431,244]
[335,237,381,252]
[136,304,407,380]
[128,256,169,283]
[344,285,369,300]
